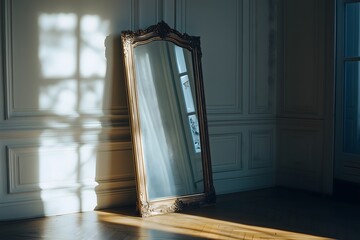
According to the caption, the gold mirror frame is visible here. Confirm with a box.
[121,21,215,217]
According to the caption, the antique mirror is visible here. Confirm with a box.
[121,21,215,217]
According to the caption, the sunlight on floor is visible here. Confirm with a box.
[98,211,334,240]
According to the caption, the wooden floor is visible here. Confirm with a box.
[1,187,359,239]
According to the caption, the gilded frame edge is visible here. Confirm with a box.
[121,21,216,217]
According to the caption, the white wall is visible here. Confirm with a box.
[0,0,137,220]
[0,0,278,220]
[187,0,277,193]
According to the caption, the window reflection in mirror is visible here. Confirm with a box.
[174,45,201,153]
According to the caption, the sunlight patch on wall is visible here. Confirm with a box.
[79,79,105,112]
[38,13,110,115]
[38,143,99,213]
[39,79,77,115]
[80,15,109,78]
[38,13,77,78]
[36,11,114,215]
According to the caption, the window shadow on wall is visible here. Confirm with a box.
[3,0,135,220]
[35,13,134,214]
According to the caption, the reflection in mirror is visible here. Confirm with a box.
[133,41,203,200]
[122,21,215,217]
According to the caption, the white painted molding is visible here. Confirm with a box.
[162,0,175,28]
[7,145,41,194]
[210,133,242,173]
[138,0,160,28]
[155,0,163,23]
[2,0,13,120]
[2,0,130,121]
[249,129,274,169]
[182,0,243,115]
[214,173,275,194]
[175,0,186,33]
[131,0,139,30]
[0,126,131,142]
[249,0,276,114]
[208,117,276,127]
[6,142,134,195]
[208,0,243,115]
[0,186,137,220]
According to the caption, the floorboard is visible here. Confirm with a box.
[0,187,359,239]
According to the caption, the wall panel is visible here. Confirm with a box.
[0,0,137,220]
[210,134,242,173]
[0,133,135,219]
[7,142,134,195]
[5,0,132,120]
[184,0,243,115]
[276,0,329,193]
[209,123,276,194]
[249,0,276,115]
[249,129,274,169]
[183,0,277,194]
[277,119,324,192]
[280,0,323,117]
[138,0,157,29]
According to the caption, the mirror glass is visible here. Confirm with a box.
[122,21,215,217]
[134,41,203,200]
